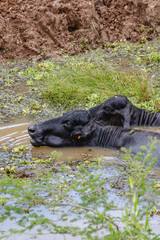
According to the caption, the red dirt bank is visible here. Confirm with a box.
[0,0,160,59]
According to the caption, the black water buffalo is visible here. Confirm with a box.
[28,110,160,166]
[89,95,160,128]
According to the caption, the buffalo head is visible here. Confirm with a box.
[94,95,134,128]
[28,110,94,147]
[92,95,160,127]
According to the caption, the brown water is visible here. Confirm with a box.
[0,118,160,239]
[134,126,160,133]
[0,118,31,147]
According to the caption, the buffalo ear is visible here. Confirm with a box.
[76,110,91,124]
[71,121,94,141]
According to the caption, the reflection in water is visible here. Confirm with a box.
[0,118,32,147]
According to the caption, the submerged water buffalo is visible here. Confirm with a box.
[28,110,160,166]
[89,95,160,128]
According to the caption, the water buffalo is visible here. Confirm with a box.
[89,95,160,128]
[28,110,160,166]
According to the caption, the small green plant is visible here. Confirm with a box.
[5,165,15,174]
[141,36,146,44]
[86,93,99,108]
[147,52,160,63]
[50,150,62,159]
[12,145,27,154]
[120,139,159,239]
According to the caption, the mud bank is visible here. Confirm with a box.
[0,0,160,59]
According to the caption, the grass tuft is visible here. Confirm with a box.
[23,52,160,111]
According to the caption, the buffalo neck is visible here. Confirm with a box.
[136,109,160,126]
[91,125,129,149]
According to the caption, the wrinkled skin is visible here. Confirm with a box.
[89,95,160,128]
[28,110,160,166]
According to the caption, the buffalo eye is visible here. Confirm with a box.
[63,120,72,128]
[104,106,112,113]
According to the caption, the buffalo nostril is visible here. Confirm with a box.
[28,125,36,134]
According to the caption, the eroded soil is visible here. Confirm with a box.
[0,0,160,59]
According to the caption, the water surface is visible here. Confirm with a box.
[0,118,160,239]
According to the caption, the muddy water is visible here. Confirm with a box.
[0,117,32,147]
[0,118,160,239]
[134,126,160,133]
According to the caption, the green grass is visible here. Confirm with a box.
[147,52,160,63]
[22,51,160,111]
